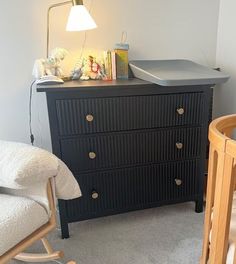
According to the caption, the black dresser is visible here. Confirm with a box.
[37,79,212,238]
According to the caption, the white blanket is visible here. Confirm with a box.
[0,140,81,200]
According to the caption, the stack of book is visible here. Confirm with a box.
[103,44,129,80]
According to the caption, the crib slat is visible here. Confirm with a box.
[210,153,234,263]
[201,145,218,263]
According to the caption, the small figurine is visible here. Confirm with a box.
[80,74,90,81]
[32,48,68,79]
[72,67,83,80]
[71,58,83,80]
[79,55,105,80]
[88,55,100,79]
[48,48,68,77]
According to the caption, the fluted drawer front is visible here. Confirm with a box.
[56,93,204,135]
[60,127,201,173]
[66,160,199,218]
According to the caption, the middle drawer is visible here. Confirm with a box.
[60,127,201,173]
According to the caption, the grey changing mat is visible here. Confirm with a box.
[129,60,229,86]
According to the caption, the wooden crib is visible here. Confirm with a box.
[201,114,236,264]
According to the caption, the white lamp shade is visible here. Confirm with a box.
[66,5,97,31]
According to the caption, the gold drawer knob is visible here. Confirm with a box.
[92,191,99,199]
[176,142,183,149]
[89,152,96,159]
[177,108,185,115]
[175,179,182,186]
[86,114,94,122]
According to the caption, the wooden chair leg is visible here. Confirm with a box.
[14,237,64,263]
[41,237,53,254]
[15,251,64,262]
[41,238,77,264]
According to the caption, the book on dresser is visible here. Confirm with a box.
[103,50,117,80]
[111,51,117,80]
[114,48,128,79]
[37,78,213,239]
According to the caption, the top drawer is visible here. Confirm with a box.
[56,93,204,136]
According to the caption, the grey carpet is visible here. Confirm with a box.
[11,202,204,264]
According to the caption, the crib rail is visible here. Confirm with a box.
[201,114,236,264]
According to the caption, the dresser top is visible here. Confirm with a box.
[36,78,153,92]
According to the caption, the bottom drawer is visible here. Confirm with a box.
[65,160,200,220]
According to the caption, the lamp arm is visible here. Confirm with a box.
[72,0,84,4]
[47,1,73,58]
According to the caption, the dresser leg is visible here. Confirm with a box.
[58,200,70,239]
[61,222,70,239]
[195,199,204,213]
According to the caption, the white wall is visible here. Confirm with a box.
[0,0,220,151]
[214,0,236,118]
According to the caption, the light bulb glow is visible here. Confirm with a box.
[66,5,97,31]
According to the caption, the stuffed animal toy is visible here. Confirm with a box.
[32,48,68,79]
